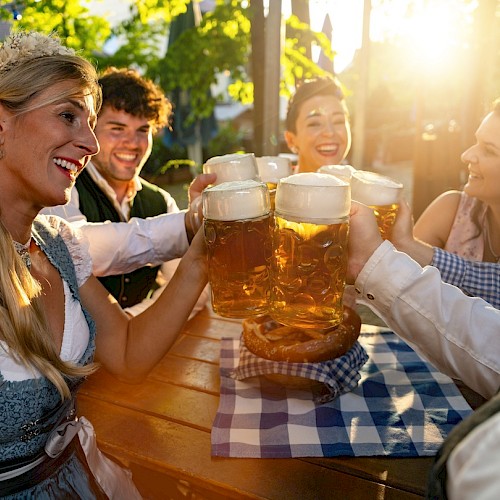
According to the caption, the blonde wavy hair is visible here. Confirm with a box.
[0,32,102,398]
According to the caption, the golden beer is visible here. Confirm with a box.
[265,181,278,210]
[370,203,399,240]
[350,170,403,240]
[205,216,272,318]
[203,180,271,318]
[256,156,292,211]
[270,172,351,330]
[270,217,349,329]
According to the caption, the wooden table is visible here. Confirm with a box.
[77,306,482,500]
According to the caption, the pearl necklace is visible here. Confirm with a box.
[13,238,31,270]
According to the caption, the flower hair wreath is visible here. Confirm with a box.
[0,31,75,73]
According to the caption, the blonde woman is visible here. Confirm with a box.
[0,32,207,497]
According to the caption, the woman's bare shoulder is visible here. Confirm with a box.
[414,190,463,246]
[419,190,462,216]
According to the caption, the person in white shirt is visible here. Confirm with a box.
[44,67,211,317]
[389,200,500,309]
[348,201,500,500]
[52,173,213,276]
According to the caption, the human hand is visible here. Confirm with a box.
[390,199,415,250]
[390,200,433,266]
[183,226,208,279]
[185,173,217,241]
[346,202,383,284]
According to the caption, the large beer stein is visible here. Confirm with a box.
[350,170,403,240]
[270,172,351,330]
[256,156,292,210]
[203,153,260,185]
[203,179,272,318]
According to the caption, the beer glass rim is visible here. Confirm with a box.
[205,152,256,165]
[257,155,291,163]
[351,170,403,206]
[317,164,356,178]
[202,179,270,221]
[351,170,403,189]
[256,156,292,183]
[203,153,260,186]
[281,172,349,187]
[275,173,351,221]
[318,163,355,172]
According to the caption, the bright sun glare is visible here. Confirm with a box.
[306,0,472,76]
[370,0,472,76]
[395,4,466,72]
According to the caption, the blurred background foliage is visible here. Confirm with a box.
[3,0,335,175]
[1,0,498,201]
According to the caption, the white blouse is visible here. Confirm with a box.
[0,216,93,381]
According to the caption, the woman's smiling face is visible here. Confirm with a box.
[1,80,99,211]
[461,110,500,205]
[285,95,351,173]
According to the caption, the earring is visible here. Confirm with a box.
[290,146,298,154]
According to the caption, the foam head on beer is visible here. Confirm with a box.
[270,172,350,330]
[317,164,356,183]
[202,179,270,221]
[203,179,272,319]
[256,156,292,184]
[275,172,350,222]
[350,170,403,206]
[203,153,260,185]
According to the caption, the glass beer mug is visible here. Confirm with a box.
[270,172,351,330]
[256,156,292,210]
[203,153,260,185]
[317,164,356,184]
[350,170,403,240]
[203,179,272,318]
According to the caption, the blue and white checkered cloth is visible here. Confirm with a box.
[432,247,500,309]
[232,340,368,404]
[211,330,474,458]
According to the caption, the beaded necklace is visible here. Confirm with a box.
[13,238,31,270]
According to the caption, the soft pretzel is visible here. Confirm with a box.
[242,307,361,363]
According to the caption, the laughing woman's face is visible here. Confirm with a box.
[285,95,351,173]
[1,80,99,212]
[461,111,500,205]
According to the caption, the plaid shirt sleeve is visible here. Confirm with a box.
[431,247,500,309]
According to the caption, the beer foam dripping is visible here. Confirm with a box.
[202,179,270,221]
[275,172,350,221]
[350,170,403,206]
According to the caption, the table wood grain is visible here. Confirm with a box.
[77,306,478,500]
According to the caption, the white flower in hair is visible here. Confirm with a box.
[0,31,75,72]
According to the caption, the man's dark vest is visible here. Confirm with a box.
[426,390,500,499]
[76,169,169,308]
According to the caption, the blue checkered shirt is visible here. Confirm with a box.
[432,247,500,309]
